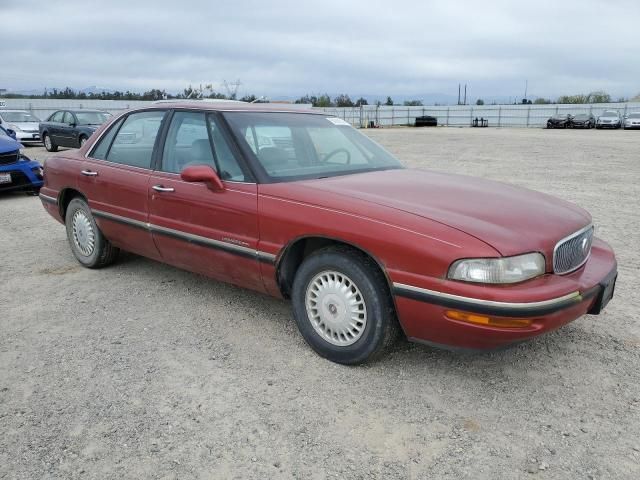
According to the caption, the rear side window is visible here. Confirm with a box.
[104,111,166,169]
[90,117,125,160]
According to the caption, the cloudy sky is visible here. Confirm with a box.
[3,0,639,101]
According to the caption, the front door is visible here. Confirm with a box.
[78,110,168,260]
[148,110,264,292]
[59,111,77,147]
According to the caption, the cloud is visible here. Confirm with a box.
[3,0,639,99]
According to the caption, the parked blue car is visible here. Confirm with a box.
[0,125,44,195]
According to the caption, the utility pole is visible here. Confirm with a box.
[458,84,461,105]
[463,84,467,105]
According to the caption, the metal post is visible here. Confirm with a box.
[407,108,410,126]
[446,107,450,126]
[498,106,502,127]
[391,107,395,126]
[470,107,474,126]
[526,105,531,127]
[359,105,363,128]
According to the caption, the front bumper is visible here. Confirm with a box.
[14,131,41,142]
[597,123,620,129]
[0,159,44,192]
[392,237,617,350]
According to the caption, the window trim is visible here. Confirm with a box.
[86,109,169,171]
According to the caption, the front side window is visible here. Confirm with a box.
[223,112,403,181]
[50,111,64,123]
[161,111,246,181]
[104,111,166,169]
[63,112,76,125]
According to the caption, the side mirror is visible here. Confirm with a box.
[180,165,225,192]
[6,129,17,140]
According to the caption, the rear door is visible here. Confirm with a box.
[78,110,168,260]
[147,110,264,291]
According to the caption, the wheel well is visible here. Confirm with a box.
[58,188,87,219]
[276,236,392,299]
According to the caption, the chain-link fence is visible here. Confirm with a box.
[2,98,639,128]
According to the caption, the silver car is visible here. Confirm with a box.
[623,112,640,130]
[0,110,42,143]
[596,110,622,129]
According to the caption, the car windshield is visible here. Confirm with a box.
[573,114,589,120]
[74,112,110,125]
[602,111,618,117]
[223,112,404,181]
[628,113,640,119]
[1,111,40,122]
[553,114,569,119]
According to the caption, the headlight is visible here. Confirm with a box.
[448,252,545,284]
[8,123,22,132]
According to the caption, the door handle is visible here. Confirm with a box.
[81,170,98,176]
[152,185,175,192]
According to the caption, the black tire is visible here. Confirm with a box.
[65,197,119,268]
[43,133,58,152]
[291,246,399,365]
[547,122,553,129]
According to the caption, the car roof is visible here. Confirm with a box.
[146,100,320,115]
[64,109,110,114]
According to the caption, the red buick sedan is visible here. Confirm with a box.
[39,102,617,364]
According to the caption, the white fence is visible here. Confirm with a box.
[2,98,640,128]
[317,103,640,128]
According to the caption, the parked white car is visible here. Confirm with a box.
[596,110,622,129]
[623,112,640,130]
[0,110,42,144]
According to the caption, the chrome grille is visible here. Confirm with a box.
[553,225,594,274]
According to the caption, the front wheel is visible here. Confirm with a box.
[65,197,119,268]
[43,134,58,152]
[291,247,399,364]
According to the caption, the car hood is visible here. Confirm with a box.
[292,169,591,257]
[9,122,39,130]
[599,116,619,120]
[0,135,22,153]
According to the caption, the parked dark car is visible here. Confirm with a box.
[415,115,437,127]
[570,113,596,129]
[39,110,111,152]
[546,114,572,128]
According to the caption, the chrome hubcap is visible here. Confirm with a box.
[72,210,95,256]
[44,136,51,149]
[306,271,367,346]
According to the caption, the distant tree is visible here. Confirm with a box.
[533,98,552,104]
[632,93,640,102]
[587,90,611,103]
[355,97,368,106]
[240,94,257,103]
[334,94,354,107]
[403,100,423,106]
[475,99,484,105]
[294,95,314,104]
[616,97,628,103]
[385,96,394,106]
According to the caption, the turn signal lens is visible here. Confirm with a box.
[445,310,533,329]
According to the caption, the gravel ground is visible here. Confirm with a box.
[1,128,639,479]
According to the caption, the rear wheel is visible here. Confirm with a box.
[291,246,398,364]
[65,197,119,268]
[43,134,58,152]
